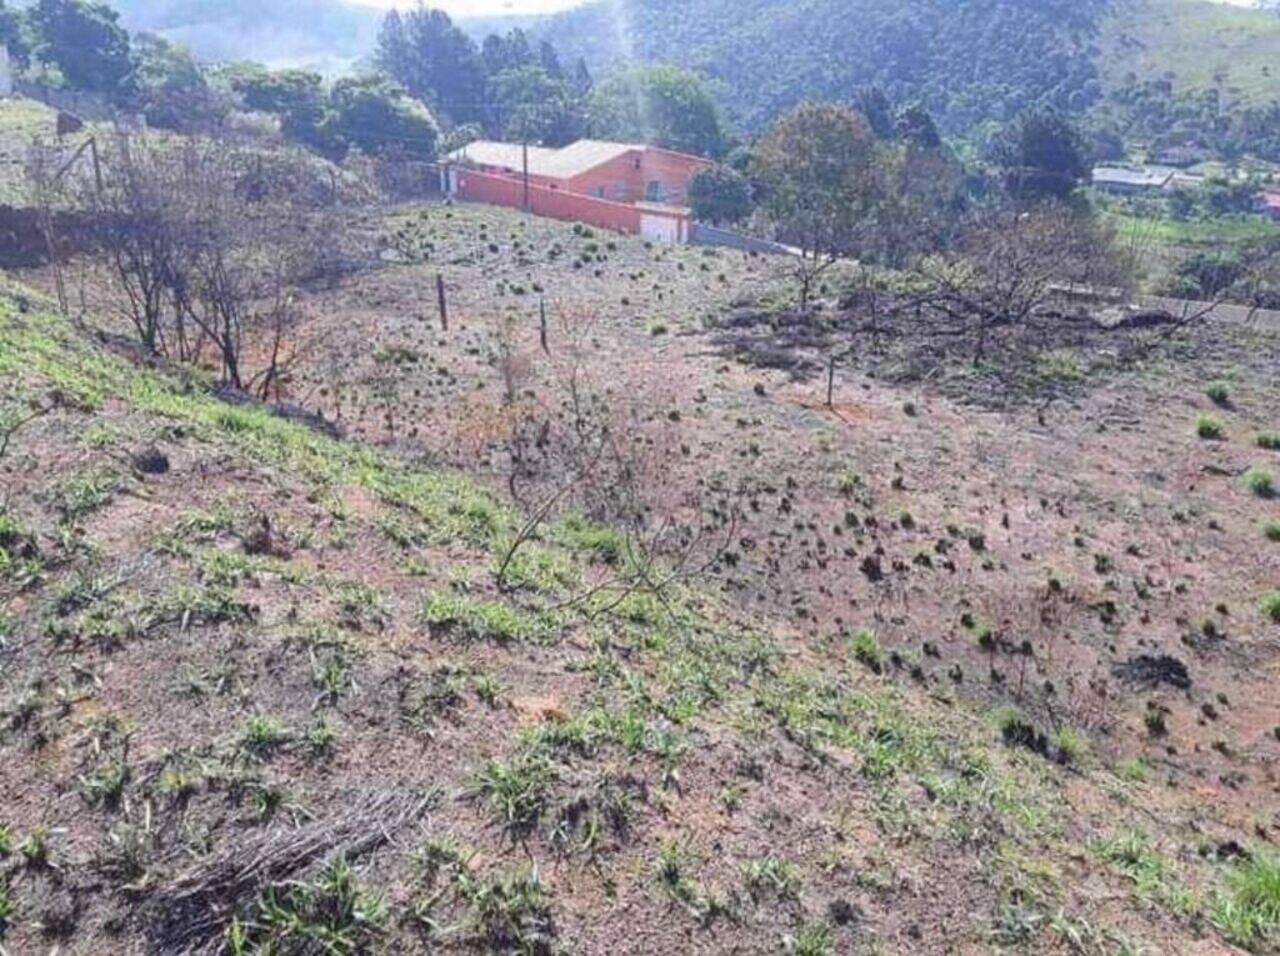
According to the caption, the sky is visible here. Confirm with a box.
[347,0,590,15]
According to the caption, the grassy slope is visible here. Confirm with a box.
[1,284,1273,951]
[1099,0,1280,103]
[0,99,61,207]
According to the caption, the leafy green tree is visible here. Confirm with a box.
[28,0,133,95]
[570,57,593,98]
[854,86,895,139]
[688,163,753,224]
[0,1,30,67]
[489,65,580,146]
[131,32,219,131]
[753,102,881,307]
[989,108,1089,201]
[1173,251,1244,298]
[323,74,439,160]
[588,64,728,158]
[222,63,331,150]
[537,40,563,80]
[481,29,533,76]
[895,105,942,150]
[225,63,323,117]
[375,7,486,125]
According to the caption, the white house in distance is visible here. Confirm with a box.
[1092,164,1206,195]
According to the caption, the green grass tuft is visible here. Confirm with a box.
[1245,468,1275,498]
[473,751,558,834]
[849,628,884,674]
[1261,592,1280,624]
[420,594,542,644]
[1196,415,1224,440]
[1214,849,1280,950]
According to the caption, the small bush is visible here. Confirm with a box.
[1262,592,1280,624]
[237,715,288,761]
[1196,415,1224,440]
[1118,758,1152,783]
[1206,382,1231,406]
[849,629,883,674]
[1245,467,1275,498]
[1053,726,1088,764]
[1257,433,1280,451]
[474,751,557,833]
[1264,520,1280,543]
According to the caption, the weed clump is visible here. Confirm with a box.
[1206,382,1231,406]
[454,867,556,955]
[849,629,883,674]
[473,751,557,834]
[1214,849,1280,950]
[744,856,800,901]
[228,857,386,954]
[420,594,538,644]
[1244,467,1275,498]
[1196,415,1224,440]
[1262,592,1280,624]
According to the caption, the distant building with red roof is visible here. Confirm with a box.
[442,139,712,244]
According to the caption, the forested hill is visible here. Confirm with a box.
[106,0,381,67]
[535,0,1113,134]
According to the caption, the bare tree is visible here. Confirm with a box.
[40,133,346,401]
[482,306,742,608]
[913,206,1129,361]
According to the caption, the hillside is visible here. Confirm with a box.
[101,2,558,70]
[3,199,1280,952]
[532,0,1280,141]
[105,0,381,68]
[538,0,1111,135]
[1099,0,1280,106]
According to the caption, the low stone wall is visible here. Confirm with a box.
[689,222,794,256]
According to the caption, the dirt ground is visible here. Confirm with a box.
[297,203,1280,816]
[2,200,1278,954]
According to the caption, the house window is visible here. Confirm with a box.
[645,180,665,202]
[595,186,607,199]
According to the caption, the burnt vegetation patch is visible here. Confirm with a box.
[1112,655,1193,692]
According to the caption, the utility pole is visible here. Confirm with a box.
[522,138,530,212]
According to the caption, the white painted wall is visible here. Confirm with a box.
[640,213,680,245]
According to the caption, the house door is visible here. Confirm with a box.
[640,214,679,244]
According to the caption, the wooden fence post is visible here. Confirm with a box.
[539,297,549,355]
[826,355,836,409]
[436,273,448,331]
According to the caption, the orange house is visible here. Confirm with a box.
[443,139,711,244]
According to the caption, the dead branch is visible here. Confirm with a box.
[145,789,435,953]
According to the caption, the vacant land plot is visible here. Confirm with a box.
[2,201,1279,953]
